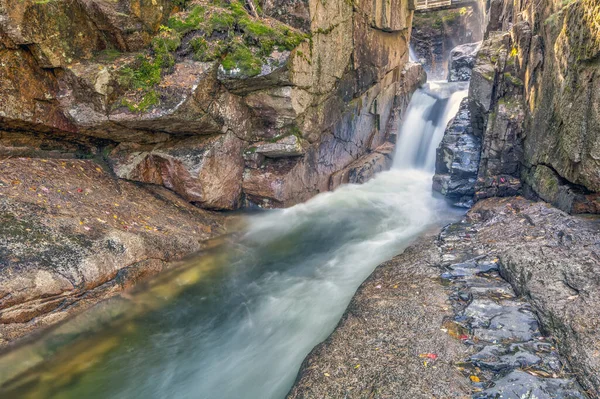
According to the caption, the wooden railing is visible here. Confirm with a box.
[415,0,451,10]
[415,0,476,11]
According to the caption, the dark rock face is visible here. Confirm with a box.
[447,42,480,82]
[468,32,526,201]
[411,5,484,79]
[433,98,481,207]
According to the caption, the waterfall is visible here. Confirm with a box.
[393,81,469,171]
[409,45,419,62]
[0,82,468,399]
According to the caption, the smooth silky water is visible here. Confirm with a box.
[0,82,468,399]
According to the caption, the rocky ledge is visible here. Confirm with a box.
[288,196,599,398]
[0,157,224,346]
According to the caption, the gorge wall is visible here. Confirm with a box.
[0,0,423,343]
[435,0,600,214]
[0,0,423,210]
[411,4,484,79]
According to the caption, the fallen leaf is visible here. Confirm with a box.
[470,375,480,383]
[419,353,438,360]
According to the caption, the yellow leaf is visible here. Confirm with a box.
[324,373,330,377]
[354,364,360,369]
[470,375,480,382]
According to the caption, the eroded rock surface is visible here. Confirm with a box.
[433,98,481,207]
[0,158,223,345]
[447,42,480,82]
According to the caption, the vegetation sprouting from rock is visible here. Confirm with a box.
[117,0,307,112]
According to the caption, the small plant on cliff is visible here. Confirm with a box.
[117,0,307,110]
[221,43,263,76]
[121,90,160,113]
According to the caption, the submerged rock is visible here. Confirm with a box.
[474,371,586,399]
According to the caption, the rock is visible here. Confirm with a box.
[0,157,223,345]
[109,132,245,210]
[462,0,599,211]
[254,135,308,158]
[0,0,171,67]
[447,42,480,82]
[524,164,600,214]
[243,63,425,208]
[262,0,310,32]
[474,370,585,399]
[468,197,600,395]
[217,50,293,94]
[464,31,526,202]
[411,7,484,80]
[433,98,481,207]
[329,142,395,190]
[244,86,312,129]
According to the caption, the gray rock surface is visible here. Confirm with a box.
[433,98,481,207]
[447,42,481,82]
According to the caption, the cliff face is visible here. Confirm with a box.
[0,0,423,343]
[411,5,484,79]
[435,0,600,213]
[0,0,423,210]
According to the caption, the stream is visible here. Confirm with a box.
[0,82,468,399]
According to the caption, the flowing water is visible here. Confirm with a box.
[0,82,468,399]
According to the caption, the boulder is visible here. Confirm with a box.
[523,165,600,214]
[447,42,480,82]
[433,98,481,207]
[109,132,245,210]
[329,142,395,190]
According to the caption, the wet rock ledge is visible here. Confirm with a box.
[288,197,599,398]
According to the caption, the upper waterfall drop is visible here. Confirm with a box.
[393,81,469,172]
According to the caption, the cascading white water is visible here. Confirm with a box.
[0,82,469,399]
[409,45,419,62]
[394,81,469,171]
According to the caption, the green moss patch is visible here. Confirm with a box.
[116,0,307,112]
